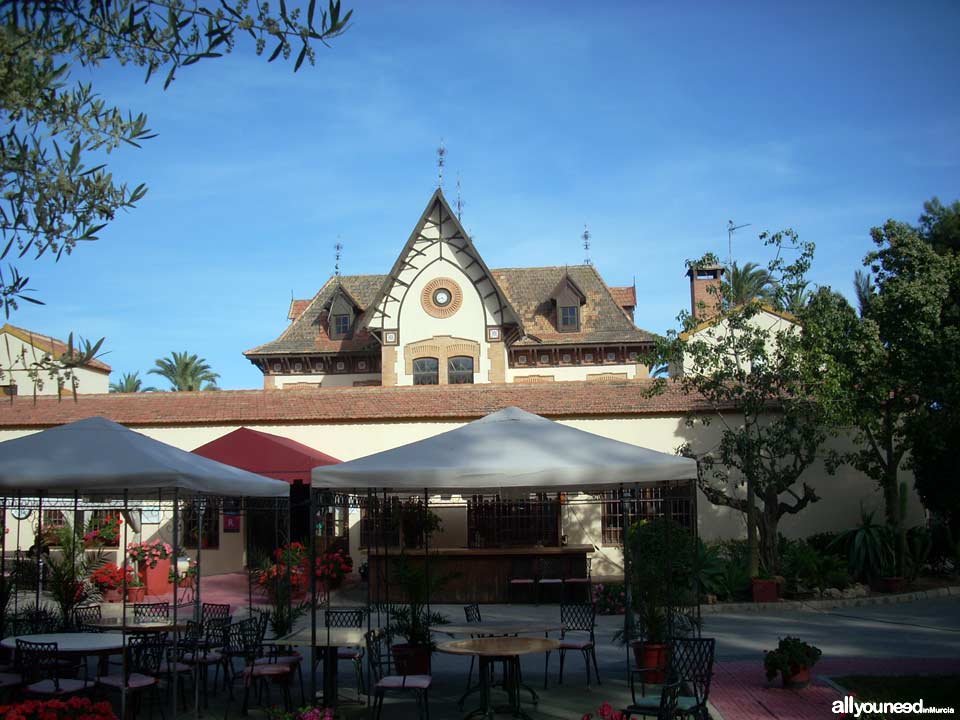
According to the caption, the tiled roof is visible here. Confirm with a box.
[246,275,387,356]
[287,300,310,321]
[249,266,654,357]
[0,380,712,428]
[678,303,799,340]
[610,285,636,309]
[0,323,112,373]
[491,266,654,346]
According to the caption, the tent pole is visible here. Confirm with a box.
[365,488,372,716]
[193,495,203,720]
[423,488,431,658]
[0,495,6,640]
[171,489,180,718]
[121,489,129,720]
[309,487,317,707]
[35,492,42,613]
[246,496,253,618]
[619,484,632,682]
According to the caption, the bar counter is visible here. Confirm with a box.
[366,545,592,604]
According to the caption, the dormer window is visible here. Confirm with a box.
[559,305,579,332]
[332,314,351,338]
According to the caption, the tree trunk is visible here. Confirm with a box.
[758,489,780,574]
[747,476,759,577]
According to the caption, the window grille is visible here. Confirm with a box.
[467,494,560,547]
[359,497,401,548]
[183,504,220,549]
[599,483,693,545]
[412,357,439,385]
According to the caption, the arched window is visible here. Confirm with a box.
[448,356,474,384]
[412,357,439,385]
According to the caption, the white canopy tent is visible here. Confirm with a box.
[0,416,288,497]
[311,406,697,492]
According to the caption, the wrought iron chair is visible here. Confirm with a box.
[553,602,600,687]
[73,604,102,632]
[255,607,305,706]
[16,639,94,698]
[180,617,230,706]
[624,679,683,720]
[201,603,231,625]
[366,628,431,720]
[625,637,715,720]
[536,557,565,604]
[223,618,293,716]
[325,608,365,701]
[96,632,165,720]
[508,558,536,603]
[133,602,170,623]
[563,556,593,602]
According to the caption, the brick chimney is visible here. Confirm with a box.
[686,263,724,320]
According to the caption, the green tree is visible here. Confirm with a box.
[909,199,960,536]
[823,220,953,576]
[658,232,838,575]
[1,1,351,314]
[723,261,776,308]
[149,351,219,391]
[109,370,154,393]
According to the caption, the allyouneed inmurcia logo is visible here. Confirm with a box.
[833,696,956,716]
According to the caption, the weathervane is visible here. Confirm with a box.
[436,139,446,189]
[582,225,592,266]
[456,173,463,221]
[334,239,343,278]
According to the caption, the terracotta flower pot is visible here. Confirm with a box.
[630,641,669,683]
[874,576,904,594]
[391,643,431,675]
[127,587,145,602]
[102,588,122,603]
[139,558,172,595]
[781,665,811,689]
[752,578,779,603]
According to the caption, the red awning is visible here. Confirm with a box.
[192,427,340,484]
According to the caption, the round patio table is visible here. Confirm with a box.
[438,636,560,720]
[270,628,368,709]
[2,632,127,675]
[91,619,189,633]
[441,623,563,637]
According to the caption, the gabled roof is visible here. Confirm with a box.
[550,272,587,305]
[362,189,523,334]
[0,380,717,427]
[287,299,310,321]
[192,427,339,484]
[491,265,655,346]
[679,303,799,340]
[245,275,385,357]
[610,285,636,309]
[0,323,111,373]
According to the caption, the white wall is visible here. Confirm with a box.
[506,363,641,382]
[0,332,110,395]
[681,309,797,375]
[271,372,382,389]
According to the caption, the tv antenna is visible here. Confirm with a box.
[727,220,751,267]
[436,139,446,189]
[582,225,592,266]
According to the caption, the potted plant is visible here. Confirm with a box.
[617,517,697,683]
[764,636,822,688]
[314,549,353,591]
[45,526,105,628]
[83,514,121,548]
[751,568,779,603]
[126,575,145,602]
[385,556,451,674]
[400,499,442,549]
[127,539,174,595]
[168,560,197,588]
[89,562,128,602]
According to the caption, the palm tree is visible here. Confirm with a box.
[781,281,812,315]
[149,351,219,391]
[853,269,874,317]
[109,371,155,393]
[723,261,776,307]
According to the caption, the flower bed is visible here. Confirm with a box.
[592,582,626,615]
[0,697,117,720]
[581,701,626,720]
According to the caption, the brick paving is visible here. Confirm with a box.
[710,658,960,720]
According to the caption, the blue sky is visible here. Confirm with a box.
[10,0,960,390]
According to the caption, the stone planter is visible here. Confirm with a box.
[391,643,431,675]
[138,558,172,596]
[781,666,811,689]
[752,578,779,603]
[874,576,904,594]
[630,641,669,683]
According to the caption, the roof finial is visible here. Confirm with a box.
[436,139,446,189]
[334,238,343,278]
[582,225,592,266]
[456,173,463,221]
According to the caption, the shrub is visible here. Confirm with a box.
[0,697,117,719]
[89,563,131,591]
[127,539,173,569]
[805,531,843,558]
[764,636,822,680]
[592,582,626,615]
